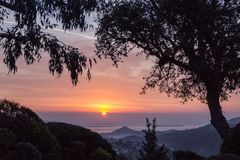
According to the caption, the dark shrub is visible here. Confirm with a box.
[173,150,206,160]
[0,99,61,160]
[0,128,16,155]
[221,123,240,155]
[4,142,42,160]
[47,122,116,160]
[154,144,170,160]
[62,141,87,160]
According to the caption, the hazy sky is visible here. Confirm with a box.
[0,22,240,116]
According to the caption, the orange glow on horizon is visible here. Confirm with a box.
[101,111,107,117]
[1,32,240,114]
[96,103,111,113]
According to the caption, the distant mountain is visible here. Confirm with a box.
[111,126,136,135]
[102,126,143,139]
[101,127,179,139]
[157,124,221,156]
[228,117,240,126]
[158,117,240,156]
[102,117,240,159]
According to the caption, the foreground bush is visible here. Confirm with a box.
[0,99,61,160]
[4,142,42,160]
[0,99,117,160]
[47,122,116,160]
[0,128,17,156]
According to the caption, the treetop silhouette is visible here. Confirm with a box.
[0,0,98,85]
[96,0,240,140]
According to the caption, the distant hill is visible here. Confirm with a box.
[158,117,240,156]
[111,126,137,135]
[102,117,240,158]
[158,124,221,156]
[228,117,240,127]
[102,126,143,139]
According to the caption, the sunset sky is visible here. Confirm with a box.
[0,22,240,115]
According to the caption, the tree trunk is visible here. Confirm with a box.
[206,88,231,141]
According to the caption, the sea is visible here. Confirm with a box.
[37,111,240,133]
[84,124,200,133]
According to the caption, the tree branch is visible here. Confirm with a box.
[0,33,13,40]
[168,57,194,72]
[149,0,160,10]
[0,0,17,11]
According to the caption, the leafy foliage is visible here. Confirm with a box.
[139,118,169,160]
[47,122,116,160]
[139,118,158,160]
[96,0,240,102]
[0,0,98,84]
[0,100,118,160]
[61,141,87,160]
[155,145,170,160]
[96,0,240,140]
[0,128,17,156]
[5,142,43,160]
[0,99,61,160]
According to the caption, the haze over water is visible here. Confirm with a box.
[38,111,240,133]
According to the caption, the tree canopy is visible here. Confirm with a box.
[0,0,98,85]
[139,118,158,160]
[0,99,61,160]
[0,99,117,160]
[96,0,240,140]
[47,122,116,160]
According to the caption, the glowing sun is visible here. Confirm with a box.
[101,111,107,117]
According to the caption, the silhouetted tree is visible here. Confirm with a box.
[8,142,42,160]
[139,118,158,160]
[0,0,98,84]
[139,118,169,160]
[96,0,240,141]
[0,128,16,156]
[62,141,87,160]
[47,122,116,160]
[155,145,170,160]
[0,100,117,160]
[0,99,61,160]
